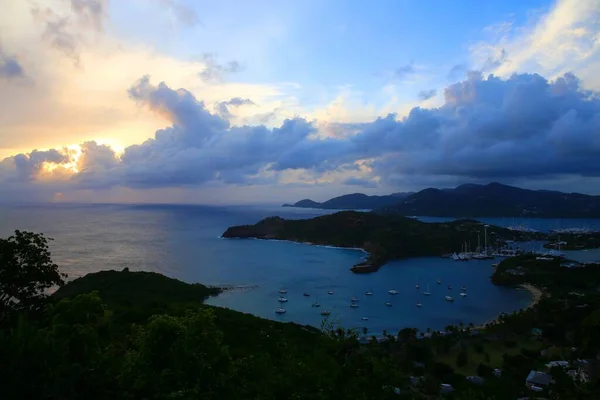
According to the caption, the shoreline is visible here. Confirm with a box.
[473,283,543,330]
[219,235,369,255]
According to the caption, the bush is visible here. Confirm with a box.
[456,350,469,367]
[477,363,493,378]
[504,340,518,348]
[474,343,484,353]
[431,362,454,379]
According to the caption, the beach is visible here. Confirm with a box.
[474,284,543,330]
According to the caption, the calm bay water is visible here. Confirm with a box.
[1,204,598,335]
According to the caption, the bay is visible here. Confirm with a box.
[1,204,598,335]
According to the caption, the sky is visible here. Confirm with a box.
[1,0,600,204]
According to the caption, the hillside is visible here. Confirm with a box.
[222,211,545,272]
[377,182,600,218]
[282,192,412,210]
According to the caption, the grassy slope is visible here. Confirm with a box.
[52,269,322,355]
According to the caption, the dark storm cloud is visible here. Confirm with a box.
[417,89,437,101]
[2,71,600,193]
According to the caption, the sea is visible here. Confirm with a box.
[1,204,599,336]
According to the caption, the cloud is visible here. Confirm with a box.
[216,97,255,119]
[31,0,107,64]
[342,177,378,188]
[417,89,437,101]
[199,54,243,83]
[0,48,24,79]
[157,0,201,27]
[393,63,415,81]
[69,0,107,31]
[3,70,600,198]
[471,0,600,89]
[448,63,467,80]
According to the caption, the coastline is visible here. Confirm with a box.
[219,235,369,255]
[473,283,543,330]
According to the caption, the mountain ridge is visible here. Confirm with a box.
[282,182,600,217]
[282,192,413,210]
[378,182,600,218]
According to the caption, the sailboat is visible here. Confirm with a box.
[445,296,454,301]
[415,276,420,289]
[361,316,369,321]
[312,295,321,307]
[274,298,286,314]
[385,294,393,306]
[279,288,287,294]
[423,284,431,296]
[350,302,359,308]
[365,289,373,296]
[327,290,334,295]
[388,289,398,295]
[303,292,310,297]
[278,296,288,303]
[416,302,422,307]
[351,296,359,302]
[459,292,467,297]
[320,309,331,316]
[437,278,441,284]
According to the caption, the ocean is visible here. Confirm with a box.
[1,204,598,336]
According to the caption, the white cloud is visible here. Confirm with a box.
[472,0,600,88]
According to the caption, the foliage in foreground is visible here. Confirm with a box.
[2,231,600,399]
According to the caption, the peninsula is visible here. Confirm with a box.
[222,211,545,273]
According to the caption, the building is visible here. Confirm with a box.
[526,370,552,390]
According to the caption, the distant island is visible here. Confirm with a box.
[282,192,413,210]
[283,182,600,218]
[222,211,545,273]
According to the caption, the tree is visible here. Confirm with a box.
[456,350,469,367]
[0,230,66,321]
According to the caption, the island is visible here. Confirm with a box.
[222,211,546,273]
[282,192,412,210]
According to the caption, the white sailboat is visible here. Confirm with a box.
[350,303,359,308]
[416,302,422,307]
[351,296,359,302]
[279,288,287,294]
[312,295,321,307]
[437,278,441,284]
[388,289,398,295]
[423,284,431,296]
[320,309,331,316]
[365,289,373,296]
[415,276,420,289]
[445,295,454,302]
[274,298,286,314]
[459,292,467,297]
[278,296,288,303]
[361,316,369,321]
